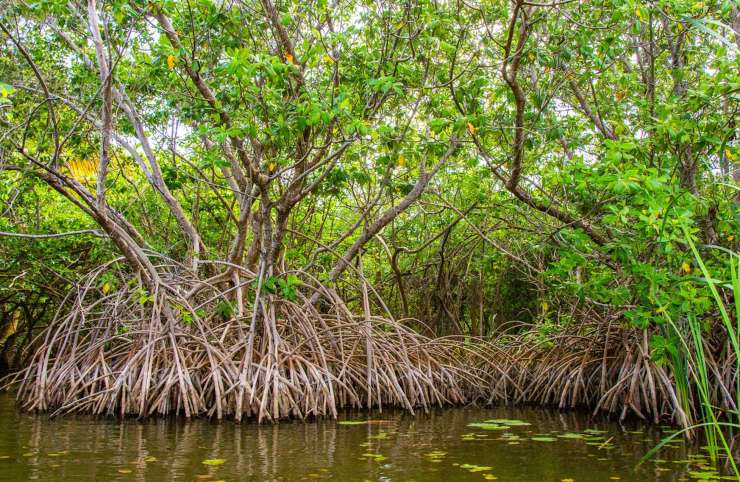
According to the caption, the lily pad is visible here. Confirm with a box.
[483,419,531,426]
[460,463,493,473]
[531,437,557,442]
[202,459,226,466]
[558,432,584,439]
[468,422,509,431]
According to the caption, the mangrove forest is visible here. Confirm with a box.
[0,0,738,479]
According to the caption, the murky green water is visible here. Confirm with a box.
[0,392,733,481]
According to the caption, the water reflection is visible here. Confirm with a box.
[0,393,731,481]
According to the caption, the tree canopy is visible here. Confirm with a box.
[0,0,738,432]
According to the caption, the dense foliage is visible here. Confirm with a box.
[0,0,738,443]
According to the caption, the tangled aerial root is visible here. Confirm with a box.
[9,263,736,430]
[10,262,503,421]
[495,311,739,431]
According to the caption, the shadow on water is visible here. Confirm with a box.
[0,392,733,481]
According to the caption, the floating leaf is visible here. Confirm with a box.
[202,458,226,466]
[483,419,531,427]
[531,437,557,442]
[558,432,584,439]
[460,463,493,473]
[468,422,508,430]
[338,420,366,425]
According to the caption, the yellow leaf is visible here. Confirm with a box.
[284,52,294,64]
[268,162,276,172]
[725,149,734,161]
[681,262,691,274]
[542,302,549,313]
[167,55,176,70]
[466,122,477,134]
[102,282,111,294]
[527,52,535,61]
[323,54,334,64]
[398,154,406,167]
[728,235,734,241]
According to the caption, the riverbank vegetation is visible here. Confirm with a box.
[0,0,738,457]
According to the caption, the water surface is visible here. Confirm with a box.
[0,393,731,481]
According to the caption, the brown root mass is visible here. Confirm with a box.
[11,264,500,421]
[9,265,736,429]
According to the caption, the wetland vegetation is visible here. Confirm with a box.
[0,0,739,478]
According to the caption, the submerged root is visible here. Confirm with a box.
[10,264,498,420]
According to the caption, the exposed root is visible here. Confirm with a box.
[492,312,739,432]
[8,264,737,431]
[10,263,499,420]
